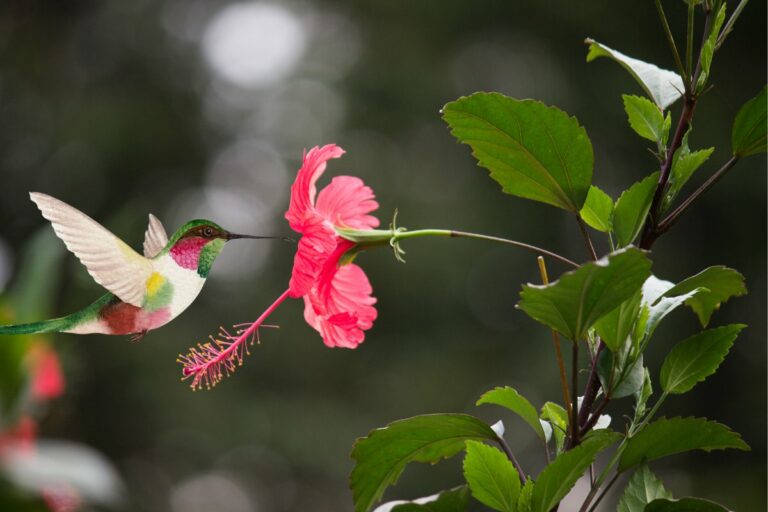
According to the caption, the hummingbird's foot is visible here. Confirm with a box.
[129,330,148,343]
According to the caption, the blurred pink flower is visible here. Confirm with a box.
[0,416,37,455]
[285,144,379,348]
[28,344,65,400]
[42,484,82,512]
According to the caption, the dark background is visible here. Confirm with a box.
[0,1,764,510]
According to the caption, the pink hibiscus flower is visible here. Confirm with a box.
[180,144,381,389]
[285,144,379,348]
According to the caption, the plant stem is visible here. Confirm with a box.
[716,0,750,49]
[640,95,697,248]
[686,2,695,76]
[580,395,610,437]
[575,216,598,261]
[657,156,740,234]
[496,435,527,485]
[393,229,580,268]
[577,342,606,430]
[654,0,689,90]
[568,341,580,448]
[587,473,621,512]
[538,257,573,422]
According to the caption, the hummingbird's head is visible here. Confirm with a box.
[167,219,285,277]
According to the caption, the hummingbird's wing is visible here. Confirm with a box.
[143,214,169,258]
[30,192,153,308]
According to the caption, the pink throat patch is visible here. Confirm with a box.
[170,238,208,270]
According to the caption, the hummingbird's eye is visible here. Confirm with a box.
[203,227,214,237]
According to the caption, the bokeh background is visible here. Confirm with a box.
[0,1,765,511]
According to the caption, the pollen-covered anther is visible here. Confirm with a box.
[178,324,264,390]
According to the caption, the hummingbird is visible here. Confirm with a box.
[0,192,284,341]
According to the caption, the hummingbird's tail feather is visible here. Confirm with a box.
[0,317,70,335]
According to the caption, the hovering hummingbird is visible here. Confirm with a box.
[0,192,284,341]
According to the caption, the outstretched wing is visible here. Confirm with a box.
[143,214,169,258]
[30,192,153,307]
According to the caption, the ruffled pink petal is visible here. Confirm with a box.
[303,262,377,349]
[315,176,380,230]
[285,144,345,230]
[288,217,337,298]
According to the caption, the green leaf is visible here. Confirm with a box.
[540,402,567,453]
[477,387,545,441]
[519,248,652,342]
[732,86,767,157]
[598,351,645,399]
[517,479,534,512]
[595,289,642,352]
[585,39,684,110]
[634,368,653,420]
[580,186,614,232]
[660,266,747,326]
[618,464,672,512]
[614,172,659,247]
[661,111,672,147]
[623,95,666,142]
[645,497,731,511]
[619,417,750,472]
[531,432,621,512]
[664,142,715,211]
[660,324,745,395]
[641,275,702,343]
[388,487,470,512]
[351,414,498,512]
[696,3,727,93]
[463,441,520,512]
[442,92,593,212]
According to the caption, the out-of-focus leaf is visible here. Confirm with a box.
[660,324,745,395]
[696,3,727,92]
[531,432,621,512]
[477,387,545,441]
[731,86,767,157]
[519,248,652,342]
[351,414,497,512]
[374,487,469,512]
[618,464,672,512]
[614,172,659,248]
[585,39,684,109]
[463,441,520,512]
[580,186,614,232]
[660,266,746,326]
[645,497,731,511]
[442,92,593,212]
[623,95,666,142]
[619,417,749,472]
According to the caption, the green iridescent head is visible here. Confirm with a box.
[166,219,283,277]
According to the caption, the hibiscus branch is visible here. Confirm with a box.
[388,229,579,268]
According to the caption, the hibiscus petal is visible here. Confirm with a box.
[288,218,337,298]
[315,176,380,230]
[285,144,345,229]
[303,262,377,348]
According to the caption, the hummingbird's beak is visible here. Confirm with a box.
[226,233,294,242]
